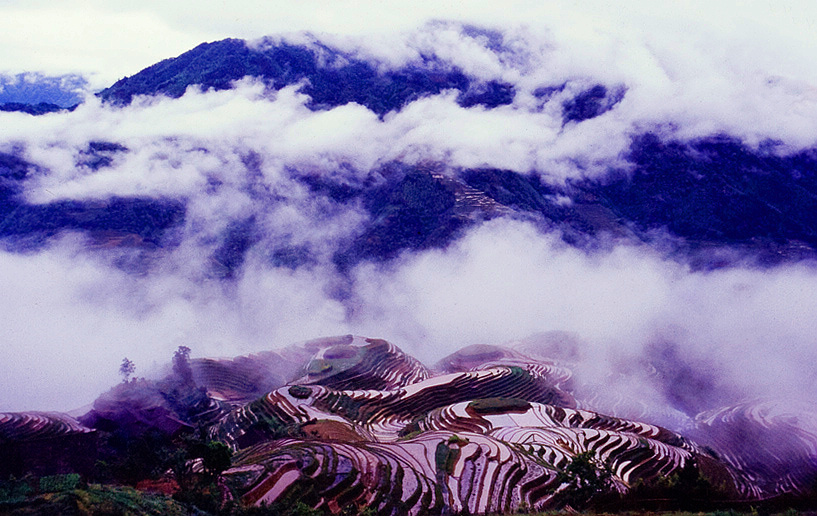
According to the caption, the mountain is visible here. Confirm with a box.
[0,73,85,115]
[0,73,86,107]
[4,133,817,274]
[3,37,815,273]
[0,102,73,115]
[585,134,817,265]
[3,29,817,515]
[0,147,184,254]
[98,38,515,115]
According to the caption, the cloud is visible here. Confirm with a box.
[5,213,817,426]
[0,1,816,116]
[0,3,207,88]
[0,237,355,412]
[0,79,633,198]
[3,3,817,157]
[349,220,667,355]
[348,219,817,416]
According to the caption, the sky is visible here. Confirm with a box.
[1,1,816,87]
[2,0,817,421]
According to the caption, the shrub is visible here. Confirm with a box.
[39,473,83,493]
[288,386,312,399]
[468,397,532,414]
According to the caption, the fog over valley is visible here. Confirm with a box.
[2,4,817,512]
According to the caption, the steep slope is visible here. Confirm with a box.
[583,134,817,265]
[0,150,184,254]
[0,412,97,477]
[98,38,514,115]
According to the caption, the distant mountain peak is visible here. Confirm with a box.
[0,72,86,107]
[97,37,515,115]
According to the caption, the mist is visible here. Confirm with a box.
[1,16,817,435]
[4,212,817,420]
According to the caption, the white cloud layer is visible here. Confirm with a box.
[1,1,817,95]
[3,219,817,415]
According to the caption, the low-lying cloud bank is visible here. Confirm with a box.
[1,20,817,426]
[3,217,817,419]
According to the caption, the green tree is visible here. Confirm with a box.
[193,440,233,480]
[556,451,613,510]
[172,346,193,385]
[119,357,135,382]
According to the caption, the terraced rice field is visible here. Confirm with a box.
[209,336,815,514]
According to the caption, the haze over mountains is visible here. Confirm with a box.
[0,20,816,451]
[1,13,817,512]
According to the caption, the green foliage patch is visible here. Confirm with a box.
[0,483,187,515]
[288,385,312,399]
[556,451,614,510]
[468,396,532,414]
[435,440,461,475]
[38,474,82,493]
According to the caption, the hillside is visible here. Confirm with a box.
[3,336,817,514]
[2,39,817,270]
